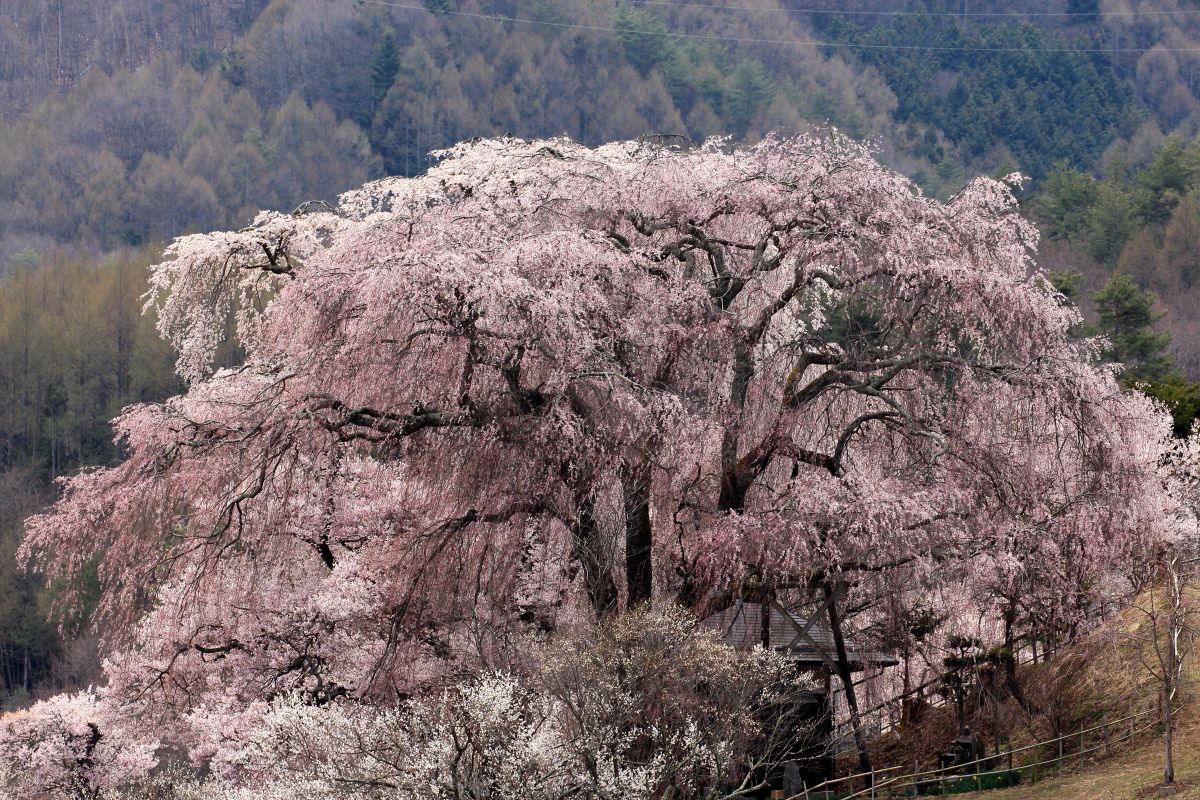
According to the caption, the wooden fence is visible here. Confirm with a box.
[791,704,1165,799]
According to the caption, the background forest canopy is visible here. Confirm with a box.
[2,0,1200,711]
[3,0,1200,256]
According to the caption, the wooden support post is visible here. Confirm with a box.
[1007,744,1014,773]
[1058,738,1064,776]
[1104,724,1111,756]
[1080,732,1086,769]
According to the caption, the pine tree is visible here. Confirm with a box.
[370,30,401,111]
[613,5,670,75]
[1093,274,1173,381]
[727,59,775,135]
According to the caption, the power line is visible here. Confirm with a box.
[360,0,1200,53]
[631,0,1200,18]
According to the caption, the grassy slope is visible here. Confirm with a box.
[957,712,1196,799]
[949,595,1200,800]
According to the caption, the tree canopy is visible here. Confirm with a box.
[9,134,1191,797]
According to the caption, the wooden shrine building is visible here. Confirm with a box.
[699,596,899,794]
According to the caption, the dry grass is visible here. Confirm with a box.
[952,708,1199,799]
[946,588,1200,800]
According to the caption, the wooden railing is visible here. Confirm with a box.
[824,640,1049,749]
[790,704,1165,799]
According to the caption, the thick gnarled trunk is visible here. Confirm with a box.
[623,463,653,607]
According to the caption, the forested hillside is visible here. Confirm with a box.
[0,248,180,704]
[8,1,1200,256]
[0,0,918,257]
[9,0,1200,259]
[4,0,1200,713]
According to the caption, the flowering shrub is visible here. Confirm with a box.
[0,690,155,799]
[92,607,812,799]
[207,607,812,799]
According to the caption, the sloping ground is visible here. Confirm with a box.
[870,589,1198,799]
[955,708,1197,799]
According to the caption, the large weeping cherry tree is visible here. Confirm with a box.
[14,134,1191,790]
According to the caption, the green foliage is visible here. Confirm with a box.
[913,770,1021,795]
[822,15,1134,177]
[1030,135,1200,386]
[7,249,41,272]
[370,30,401,111]
[1135,136,1200,224]
[727,59,777,134]
[1161,194,1200,289]
[1030,164,1098,242]
[1087,274,1199,436]
[1093,275,1173,381]
[1140,373,1200,438]
[188,45,217,73]
[612,4,670,75]
[1084,181,1148,264]
[1032,137,1200,270]
[220,48,247,88]
[1047,268,1086,304]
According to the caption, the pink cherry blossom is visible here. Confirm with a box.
[12,133,1189,790]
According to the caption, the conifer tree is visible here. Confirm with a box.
[1093,274,1173,381]
[370,30,401,111]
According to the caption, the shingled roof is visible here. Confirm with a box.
[699,599,898,671]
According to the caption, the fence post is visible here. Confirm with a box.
[870,769,875,800]
[1007,744,1013,773]
[1104,723,1110,756]
[1058,737,1063,776]
[1079,731,1085,769]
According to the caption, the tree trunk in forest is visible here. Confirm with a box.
[1000,602,1032,713]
